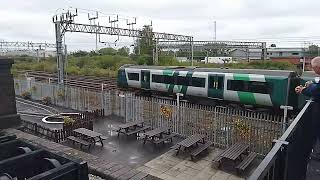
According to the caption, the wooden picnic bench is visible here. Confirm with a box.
[235,152,257,173]
[67,136,91,150]
[116,120,150,137]
[213,142,255,173]
[190,141,213,160]
[68,128,107,150]
[175,134,206,155]
[143,126,175,145]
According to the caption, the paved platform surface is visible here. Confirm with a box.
[84,116,184,168]
[137,147,246,180]
[17,99,180,168]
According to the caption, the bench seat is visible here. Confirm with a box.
[67,136,91,149]
[170,144,180,150]
[190,141,213,160]
[125,126,151,136]
[213,154,224,168]
[236,152,257,172]
[154,134,176,144]
[100,136,108,140]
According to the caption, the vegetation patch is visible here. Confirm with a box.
[21,91,31,100]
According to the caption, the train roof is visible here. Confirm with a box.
[301,71,319,77]
[121,65,296,76]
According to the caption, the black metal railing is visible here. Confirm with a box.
[248,100,317,180]
[0,134,89,180]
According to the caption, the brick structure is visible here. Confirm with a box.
[0,57,20,129]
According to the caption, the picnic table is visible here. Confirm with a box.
[213,142,256,173]
[143,126,175,145]
[175,134,206,155]
[116,120,150,137]
[218,143,249,161]
[73,128,106,146]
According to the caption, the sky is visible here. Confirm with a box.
[0,0,320,51]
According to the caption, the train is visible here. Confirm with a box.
[117,65,319,111]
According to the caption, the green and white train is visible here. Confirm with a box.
[118,65,317,110]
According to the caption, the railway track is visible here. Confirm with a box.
[16,97,60,114]
[18,70,120,91]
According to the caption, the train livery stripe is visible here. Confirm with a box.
[233,73,250,81]
[233,74,256,104]
[163,69,174,92]
[238,92,256,104]
[180,71,193,94]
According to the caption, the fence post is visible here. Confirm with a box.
[89,121,93,130]
[34,123,38,135]
[54,130,59,143]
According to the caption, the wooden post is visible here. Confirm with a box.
[54,130,59,143]
[34,123,38,135]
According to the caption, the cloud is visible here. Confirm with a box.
[1,0,320,51]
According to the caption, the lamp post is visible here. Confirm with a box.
[176,93,184,133]
[176,93,184,107]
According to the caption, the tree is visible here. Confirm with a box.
[89,50,100,56]
[98,47,117,55]
[117,47,130,56]
[306,45,319,57]
[134,25,155,57]
[136,54,153,65]
[72,50,88,57]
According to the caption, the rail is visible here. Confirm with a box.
[248,100,316,180]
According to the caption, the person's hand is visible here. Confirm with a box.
[305,81,313,88]
[295,85,305,94]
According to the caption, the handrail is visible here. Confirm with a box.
[248,100,313,180]
[279,100,312,141]
[247,142,283,180]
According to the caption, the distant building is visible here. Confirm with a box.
[230,48,306,60]
[201,57,233,64]
[176,57,188,62]
[267,48,305,58]
[0,49,56,57]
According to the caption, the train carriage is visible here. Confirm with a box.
[118,65,300,110]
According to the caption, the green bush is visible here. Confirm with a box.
[42,96,51,105]
[137,54,153,65]
[63,116,75,126]
[21,91,31,100]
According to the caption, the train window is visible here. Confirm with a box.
[176,76,189,86]
[128,73,139,81]
[164,75,174,84]
[152,74,164,83]
[191,77,205,87]
[248,81,270,94]
[141,72,149,82]
[217,76,224,89]
[227,80,269,94]
[227,80,244,91]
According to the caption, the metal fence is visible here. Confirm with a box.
[248,101,315,180]
[14,79,284,155]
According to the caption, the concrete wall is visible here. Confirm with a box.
[0,57,20,129]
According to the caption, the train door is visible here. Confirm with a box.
[141,70,150,89]
[208,74,224,99]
